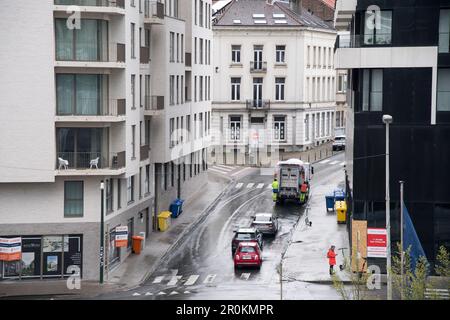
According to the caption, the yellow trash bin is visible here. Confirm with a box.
[158,211,172,231]
[335,201,347,224]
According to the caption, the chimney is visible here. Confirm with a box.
[290,0,302,14]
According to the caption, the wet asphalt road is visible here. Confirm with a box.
[98,152,346,300]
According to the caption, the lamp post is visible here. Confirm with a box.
[382,114,393,300]
[100,181,105,284]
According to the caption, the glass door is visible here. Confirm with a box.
[253,78,263,108]
[253,46,263,70]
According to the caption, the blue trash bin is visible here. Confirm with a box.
[325,195,335,211]
[334,189,345,201]
[170,199,184,218]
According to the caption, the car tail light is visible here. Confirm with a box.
[235,255,240,260]
[254,255,259,260]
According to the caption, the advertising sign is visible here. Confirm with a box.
[0,237,22,261]
[115,226,128,248]
[367,228,387,258]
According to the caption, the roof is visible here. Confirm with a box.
[277,159,305,166]
[239,242,258,247]
[213,0,334,31]
[237,228,257,233]
[255,213,272,218]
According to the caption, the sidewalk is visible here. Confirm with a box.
[0,173,232,299]
[282,169,350,285]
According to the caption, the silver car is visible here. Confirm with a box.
[251,213,279,236]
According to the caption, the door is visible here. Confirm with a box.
[253,46,263,70]
[253,78,263,108]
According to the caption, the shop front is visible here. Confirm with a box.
[0,235,83,280]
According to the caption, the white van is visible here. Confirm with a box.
[333,135,346,151]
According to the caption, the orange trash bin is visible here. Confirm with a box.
[132,236,144,254]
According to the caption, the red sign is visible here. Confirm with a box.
[367,228,387,258]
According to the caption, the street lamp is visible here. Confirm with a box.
[100,181,105,284]
[382,114,393,300]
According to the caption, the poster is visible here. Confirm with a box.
[367,228,387,258]
[351,220,367,272]
[46,255,58,272]
[0,237,22,261]
[115,226,128,248]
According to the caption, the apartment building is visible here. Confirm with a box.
[0,0,212,281]
[335,0,450,269]
[211,0,337,166]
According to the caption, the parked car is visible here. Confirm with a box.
[234,242,262,269]
[333,135,346,151]
[231,228,263,255]
[251,213,279,236]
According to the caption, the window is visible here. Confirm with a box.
[438,68,450,111]
[321,113,325,137]
[275,78,285,101]
[170,32,175,62]
[338,74,347,93]
[127,176,135,203]
[194,76,197,101]
[364,10,392,45]
[313,46,316,68]
[170,75,175,105]
[195,0,198,25]
[200,76,204,101]
[127,218,134,250]
[170,118,175,147]
[362,69,383,111]
[131,125,136,158]
[326,112,330,136]
[131,74,136,109]
[181,34,184,62]
[199,0,204,27]
[231,78,241,101]
[117,179,122,209]
[232,45,241,63]
[176,75,179,104]
[273,116,286,141]
[230,116,241,141]
[276,45,286,63]
[440,10,450,53]
[200,39,204,64]
[307,45,311,68]
[176,33,180,62]
[187,115,191,142]
[305,114,310,141]
[64,181,83,217]
[106,179,113,213]
[131,23,135,58]
[139,167,143,199]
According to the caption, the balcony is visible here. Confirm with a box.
[55,42,126,70]
[250,61,267,73]
[185,52,192,67]
[54,0,125,15]
[144,95,165,116]
[144,0,165,26]
[140,47,150,64]
[55,99,126,123]
[140,145,150,161]
[335,34,392,49]
[246,99,270,110]
[56,151,126,176]
[334,0,356,31]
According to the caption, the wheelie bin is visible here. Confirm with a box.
[132,235,144,254]
[325,194,335,212]
[158,211,172,231]
[335,201,347,224]
[169,199,184,218]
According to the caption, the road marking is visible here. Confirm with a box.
[215,164,235,171]
[145,292,153,296]
[256,183,264,189]
[169,291,179,296]
[184,290,191,294]
[157,291,166,295]
[231,167,252,176]
[153,276,164,284]
[209,167,229,174]
[170,269,178,275]
[247,183,254,188]
[340,161,346,166]
[320,159,331,164]
[330,161,339,165]
[235,183,243,189]
[167,276,182,286]
[184,275,200,286]
[240,273,251,280]
[267,185,272,189]
[203,274,216,284]
[132,292,141,296]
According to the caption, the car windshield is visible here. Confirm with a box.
[240,246,256,253]
[335,137,345,141]
[236,233,254,240]
[255,215,271,223]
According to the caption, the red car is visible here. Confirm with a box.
[234,242,262,269]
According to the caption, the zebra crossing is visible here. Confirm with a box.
[131,272,256,297]
[319,159,346,166]
[208,164,244,175]
[234,182,272,190]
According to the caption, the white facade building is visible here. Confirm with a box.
[0,0,212,281]
[211,0,337,166]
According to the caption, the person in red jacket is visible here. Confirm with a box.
[327,245,337,275]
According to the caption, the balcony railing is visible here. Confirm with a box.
[250,61,267,73]
[140,145,149,160]
[246,99,270,110]
[54,0,125,8]
[145,95,165,111]
[56,98,126,116]
[56,151,125,170]
[335,34,392,49]
[112,43,126,62]
[185,52,192,67]
[140,47,150,64]
[144,0,165,21]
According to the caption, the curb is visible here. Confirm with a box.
[132,174,236,290]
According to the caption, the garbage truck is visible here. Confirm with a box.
[272,159,313,205]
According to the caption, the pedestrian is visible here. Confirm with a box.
[327,245,337,275]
